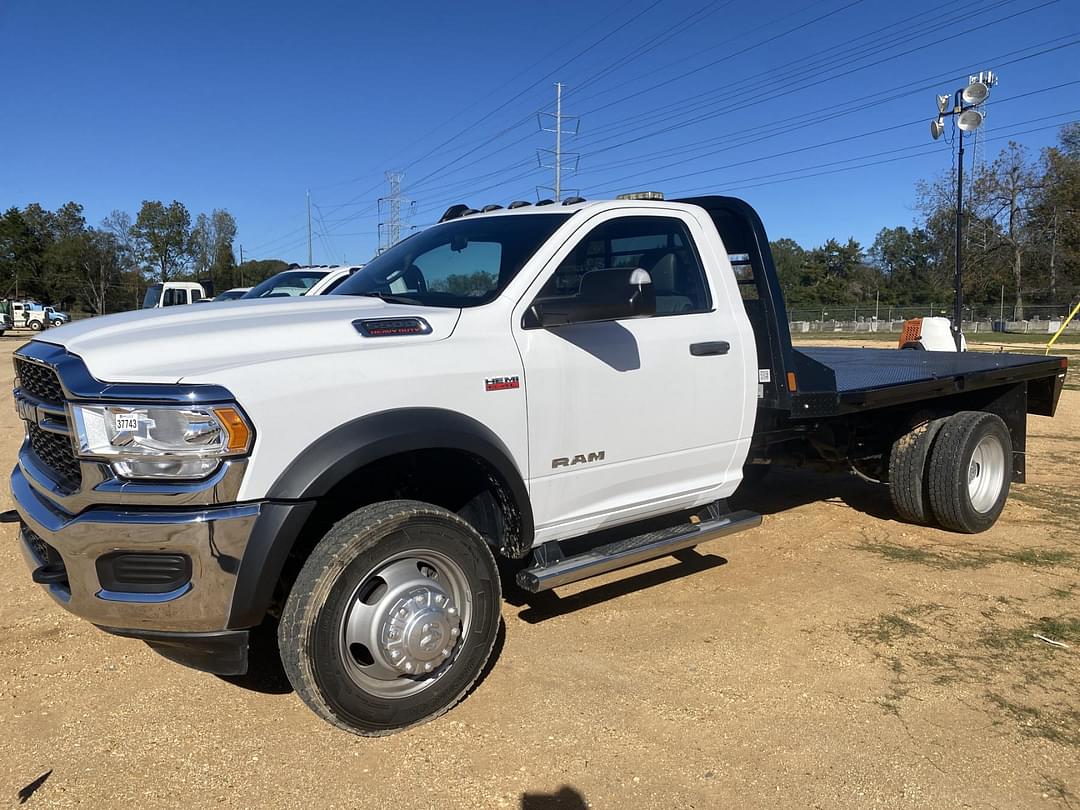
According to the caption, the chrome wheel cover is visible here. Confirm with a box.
[967,433,1006,514]
[339,549,471,699]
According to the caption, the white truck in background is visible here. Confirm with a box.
[141,281,208,309]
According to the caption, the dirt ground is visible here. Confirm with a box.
[0,337,1077,809]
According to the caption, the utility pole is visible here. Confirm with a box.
[537,83,579,202]
[307,190,313,267]
[555,82,563,200]
[239,244,244,286]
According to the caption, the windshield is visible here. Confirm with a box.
[243,270,329,299]
[142,285,163,309]
[332,213,570,307]
[215,289,247,301]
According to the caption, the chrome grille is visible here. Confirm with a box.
[15,359,64,403]
[28,423,82,489]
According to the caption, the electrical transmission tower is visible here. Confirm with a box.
[537,82,579,202]
[378,171,415,254]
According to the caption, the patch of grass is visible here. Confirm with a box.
[1009,485,1080,521]
[858,540,1001,570]
[978,614,1080,651]
[851,610,927,645]
[987,692,1080,747]
[1031,615,1080,644]
[1047,584,1078,600]
[1000,549,1078,567]
[858,538,1080,571]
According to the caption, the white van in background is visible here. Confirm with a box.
[142,282,208,309]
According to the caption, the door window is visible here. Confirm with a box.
[537,216,711,316]
[163,288,185,306]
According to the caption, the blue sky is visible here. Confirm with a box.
[2,0,1078,265]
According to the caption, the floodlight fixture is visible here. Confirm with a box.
[937,95,951,114]
[957,108,985,131]
[961,80,990,105]
[930,118,945,139]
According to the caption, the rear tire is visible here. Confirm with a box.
[29,320,42,331]
[888,419,944,525]
[278,500,501,736]
[927,411,1012,533]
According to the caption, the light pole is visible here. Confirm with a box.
[930,70,996,351]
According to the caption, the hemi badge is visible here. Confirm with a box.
[485,376,520,392]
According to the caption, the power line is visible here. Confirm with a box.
[570,0,1055,158]
[577,79,1080,193]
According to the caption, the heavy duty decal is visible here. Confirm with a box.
[551,451,605,469]
[485,376,520,392]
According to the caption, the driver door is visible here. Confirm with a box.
[513,209,754,542]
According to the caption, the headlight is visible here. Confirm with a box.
[70,403,253,479]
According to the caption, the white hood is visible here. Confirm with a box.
[36,297,461,384]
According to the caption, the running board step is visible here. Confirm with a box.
[516,507,762,593]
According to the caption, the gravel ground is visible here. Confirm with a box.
[0,337,1077,809]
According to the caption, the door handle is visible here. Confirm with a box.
[690,341,730,357]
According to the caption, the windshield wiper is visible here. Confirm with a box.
[355,291,420,305]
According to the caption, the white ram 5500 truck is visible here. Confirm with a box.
[7,195,1068,735]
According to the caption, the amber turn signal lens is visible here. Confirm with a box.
[213,407,251,452]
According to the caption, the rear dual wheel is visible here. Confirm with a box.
[888,411,1011,533]
[279,500,501,736]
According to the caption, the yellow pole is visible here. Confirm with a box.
[1046,299,1080,355]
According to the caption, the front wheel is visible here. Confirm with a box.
[279,500,502,735]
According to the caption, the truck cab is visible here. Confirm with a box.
[141,281,207,308]
[7,194,1067,737]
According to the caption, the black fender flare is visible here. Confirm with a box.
[227,408,533,629]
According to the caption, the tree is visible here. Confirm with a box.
[1031,124,1080,306]
[771,238,809,303]
[79,230,122,315]
[869,225,944,302]
[191,209,237,292]
[131,200,192,282]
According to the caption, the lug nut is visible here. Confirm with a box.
[404,662,413,672]
[424,663,432,672]
[451,628,460,637]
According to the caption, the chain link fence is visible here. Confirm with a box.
[787,303,1080,336]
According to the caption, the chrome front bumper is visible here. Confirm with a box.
[12,465,262,633]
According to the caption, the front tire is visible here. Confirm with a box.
[279,500,501,736]
[927,412,1012,533]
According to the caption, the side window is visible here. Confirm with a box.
[190,288,203,302]
[163,288,183,306]
[537,216,711,315]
